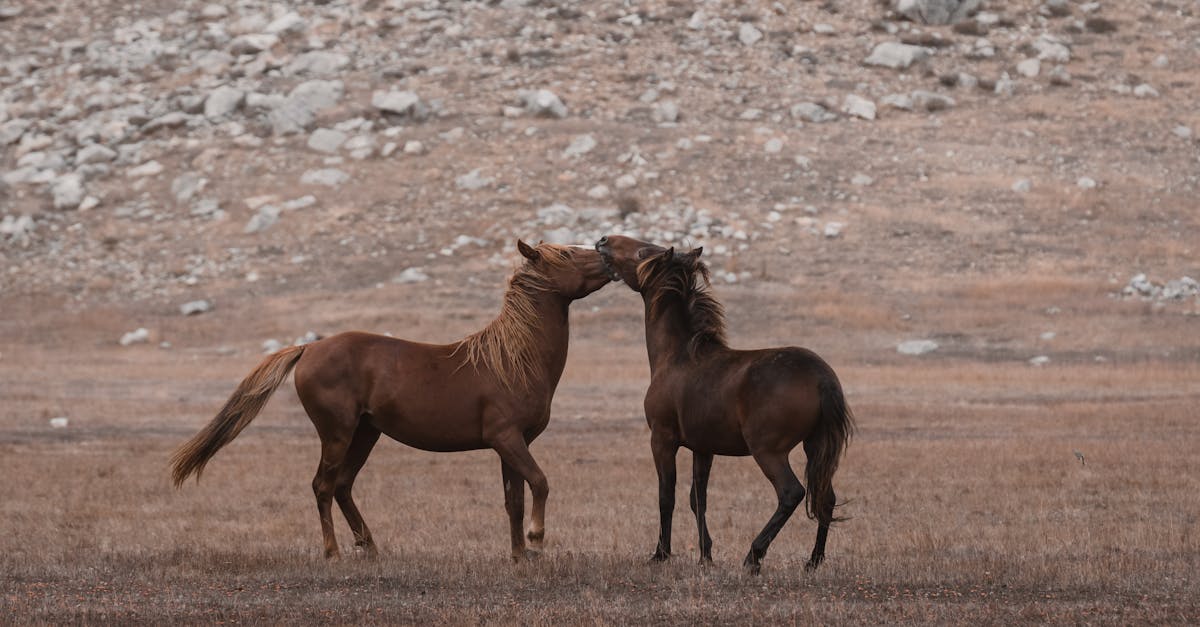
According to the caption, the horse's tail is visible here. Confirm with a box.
[805,375,855,522]
[170,345,306,487]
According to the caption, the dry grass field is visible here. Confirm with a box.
[3,279,1199,624]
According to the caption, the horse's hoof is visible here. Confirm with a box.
[742,555,761,575]
[649,551,671,563]
[526,530,545,550]
[512,548,541,563]
[352,544,379,560]
[804,558,823,572]
[698,556,714,567]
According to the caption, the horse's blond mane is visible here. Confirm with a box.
[456,245,574,391]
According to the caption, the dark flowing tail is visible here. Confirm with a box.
[170,346,306,487]
[805,376,855,521]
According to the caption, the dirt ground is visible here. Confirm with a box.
[3,0,1200,624]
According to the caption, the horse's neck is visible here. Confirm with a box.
[524,293,571,387]
[642,292,693,373]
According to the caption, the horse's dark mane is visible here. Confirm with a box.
[637,255,727,357]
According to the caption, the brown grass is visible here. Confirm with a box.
[3,278,1199,624]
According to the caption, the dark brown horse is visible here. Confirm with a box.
[171,241,611,560]
[595,235,854,573]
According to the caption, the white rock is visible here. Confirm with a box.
[307,128,347,153]
[403,140,424,155]
[790,102,836,123]
[651,101,679,123]
[244,205,281,233]
[823,222,845,238]
[204,86,245,119]
[229,33,278,56]
[49,417,69,429]
[284,51,349,76]
[120,328,150,346]
[372,90,423,116]
[842,95,877,120]
[76,144,117,165]
[764,138,784,154]
[78,196,100,211]
[171,173,207,204]
[262,339,284,354]
[200,4,228,19]
[455,169,493,191]
[300,168,349,187]
[739,23,763,46]
[895,0,981,24]
[1012,178,1032,193]
[688,10,707,29]
[1033,35,1070,63]
[1029,355,1051,366]
[1016,58,1041,78]
[269,80,344,135]
[1172,126,1193,140]
[851,173,874,186]
[180,299,212,316]
[392,267,431,286]
[882,94,914,111]
[520,89,568,118]
[51,174,84,210]
[127,161,164,178]
[1133,83,1159,98]
[897,339,939,355]
[615,174,638,190]
[1152,55,1169,69]
[265,11,306,35]
[910,90,956,112]
[564,134,597,158]
[587,184,610,199]
[1077,177,1097,190]
[864,42,930,69]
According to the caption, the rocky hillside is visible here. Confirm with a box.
[1,0,1197,310]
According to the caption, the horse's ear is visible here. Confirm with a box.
[657,247,675,263]
[685,246,703,263]
[517,239,540,261]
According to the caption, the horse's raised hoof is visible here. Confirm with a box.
[352,544,379,560]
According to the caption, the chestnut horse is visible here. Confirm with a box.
[171,241,610,560]
[596,235,854,573]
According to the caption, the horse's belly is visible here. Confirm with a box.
[678,414,750,456]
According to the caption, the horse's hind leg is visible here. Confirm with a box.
[806,487,836,571]
[743,451,805,575]
[334,419,382,557]
[690,452,714,563]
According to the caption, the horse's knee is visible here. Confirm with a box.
[528,475,549,500]
[781,484,805,510]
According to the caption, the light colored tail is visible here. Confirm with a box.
[170,346,305,487]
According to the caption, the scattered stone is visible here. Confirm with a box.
[142,112,190,133]
[1017,58,1041,78]
[1121,274,1199,301]
[864,42,930,70]
[1034,35,1071,63]
[897,339,939,355]
[294,331,321,346]
[651,101,680,124]
[300,168,349,187]
[894,0,981,25]
[244,205,281,233]
[790,102,837,123]
[1077,177,1097,190]
[455,169,493,191]
[403,140,424,155]
[910,90,956,111]
[564,134,597,158]
[1047,65,1072,86]
[851,173,874,186]
[229,33,278,56]
[372,90,423,117]
[262,339,284,354]
[127,161,164,178]
[882,93,914,111]
[307,128,348,153]
[587,184,610,199]
[180,299,212,316]
[49,417,69,429]
[0,214,35,242]
[764,138,784,154]
[51,174,85,210]
[1012,178,1032,193]
[842,95,877,120]
[171,173,207,204]
[519,89,568,118]
[1152,55,1169,69]
[823,222,844,238]
[1133,83,1159,98]
[120,328,150,346]
[76,144,117,165]
[79,196,100,212]
[1172,126,1193,140]
[688,10,707,30]
[394,267,430,284]
[615,174,638,190]
[204,86,245,120]
[739,23,763,46]
[266,11,307,35]
[269,80,344,135]
[1028,355,1051,366]
[200,4,228,19]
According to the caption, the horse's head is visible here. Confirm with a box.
[595,235,703,293]
[516,239,611,300]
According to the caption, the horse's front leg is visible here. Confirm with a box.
[650,432,679,561]
[492,431,549,561]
